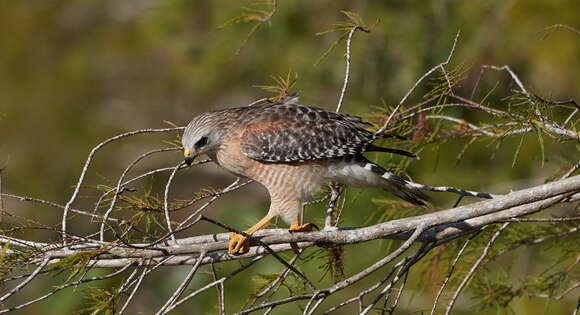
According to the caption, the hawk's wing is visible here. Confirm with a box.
[240,115,375,163]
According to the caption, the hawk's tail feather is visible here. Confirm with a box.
[335,155,491,207]
[376,132,407,140]
[357,157,493,206]
[364,144,419,160]
[358,158,430,207]
[406,183,493,199]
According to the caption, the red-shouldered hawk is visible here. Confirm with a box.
[182,96,490,254]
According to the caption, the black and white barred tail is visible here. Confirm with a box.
[406,182,493,199]
[355,156,430,206]
[327,155,492,207]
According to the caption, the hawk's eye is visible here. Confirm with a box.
[195,136,208,148]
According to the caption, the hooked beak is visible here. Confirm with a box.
[184,148,200,166]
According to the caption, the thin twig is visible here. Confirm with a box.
[162,162,184,242]
[96,146,182,234]
[0,263,135,314]
[119,178,251,250]
[246,97,269,107]
[533,93,579,111]
[336,26,361,113]
[234,295,313,315]
[1,193,128,225]
[326,223,427,296]
[425,114,495,136]
[322,257,410,314]
[175,178,249,231]
[61,127,184,245]
[305,296,326,315]
[502,216,580,223]
[564,109,578,126]
[94,161,208,215]
[166,256,264,313]
[430,229,484,315]
[248,251,302,307]
[0,163,5,211]
[157,251,207,314]
[0,258,49,303]
[324,184,341,229]
[483,225,579,271]
[392,102,504,126]
[481,64,527,93]
[257,0,277,23]
[563,162,580,179]
[97,147,181,217]
[532,281,580,300]
[98,261,143,314]
[377,30,460,135]
[118,264,149,315]
[444,222,510,315]
[210,263,226,315]
[543,24,580,36]
[387,269,408,315]
[335,187,347,225]
[573,296,580,315]
[121,256,175,296]
[360,243,429,314]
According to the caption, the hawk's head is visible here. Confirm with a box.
[182,112,224,166]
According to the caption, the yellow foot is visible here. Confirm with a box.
[289,222,316,233]
[288,223,316,254]
[229,232,251,254]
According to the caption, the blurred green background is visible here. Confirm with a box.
[0,0,578,314]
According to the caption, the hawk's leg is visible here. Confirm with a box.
[288,217,316,254]
[289,221,315,232]
[229,214,275,254]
